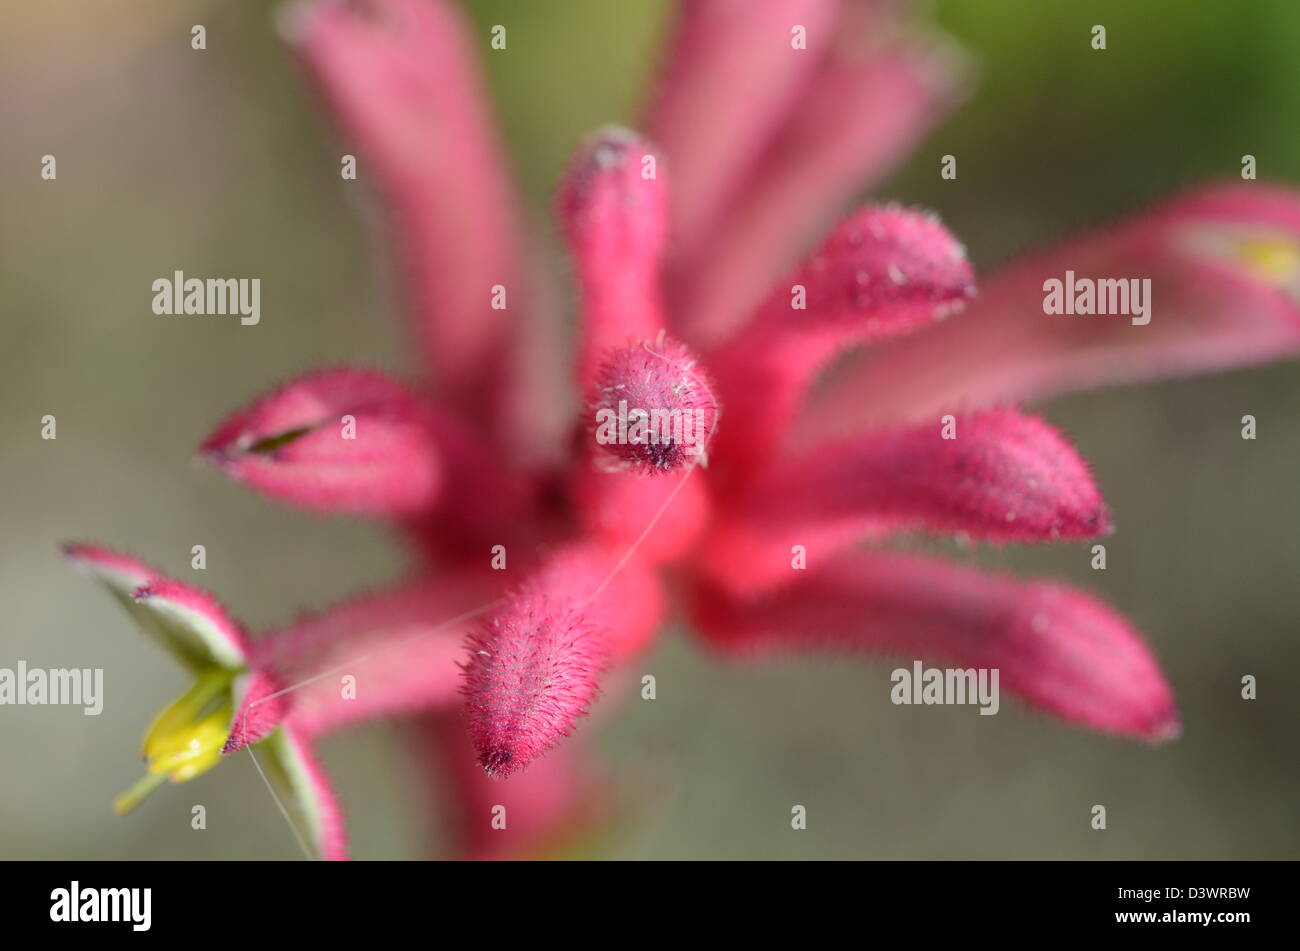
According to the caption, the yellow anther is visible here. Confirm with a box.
[141,670,230,759]
[115,672,234,815]
[145,704,232,780]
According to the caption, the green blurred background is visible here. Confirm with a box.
[2,0,1297,859]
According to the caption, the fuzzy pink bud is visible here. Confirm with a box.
[803,183,1300,435]
[589,335,720,474]
[700,409,1111,593]
[558,127,670,387]
[462,544,664,778]
[710,204,975,482]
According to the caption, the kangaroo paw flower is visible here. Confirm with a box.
[72,0,1300,860]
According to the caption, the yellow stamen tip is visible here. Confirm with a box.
[1236,235,1300,286]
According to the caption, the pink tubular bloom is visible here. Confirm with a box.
[692,552,1180,742]
[463,543,665,778]
[238,567,501,744]
[667,3,967,346]
[280,0,527,442]
[70,0,1300,859]
[199,368,441,516]
[699,409,1111,593]
[709,204,976,479]
[560,126,716,554]
[559,127,672,388]
[799,183,1300,439]
[648,0,843,261]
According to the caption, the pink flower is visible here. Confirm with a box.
[71,0,1300,858]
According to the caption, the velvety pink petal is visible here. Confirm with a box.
[131,579,253,664]
[648,0,843,258]
[421,714,606,860]
[690,552,1180,741]
[264,725,349,861]
[463,542,666,778]
[802,183,1300,438]
[708,205,974,480]
[559,128,671,388]
[64,543,251,670]
[282,0,525,426]
[222,671,290,755]
[242,568,501,743]
[199,367,442,516]
[698,409,1109,593]
[62,542,155,588]
[674,16,966,347]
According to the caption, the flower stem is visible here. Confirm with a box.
[113,772,168,816]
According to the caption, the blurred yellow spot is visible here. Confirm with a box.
[1235,235,1300,288]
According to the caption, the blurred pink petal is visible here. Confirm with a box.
[463,543,665,778]
[244,568,500,742]
[691,552,1180,741]
[269,725,349,861]
[559,128,671,388]
[572,459,712,564]
[802,183,1300,437]
[648,0,843,259]
[709,204,974,478]
[674,15,966,346]
[283,0,526,424]
[221,670,289,754]
[421,714,605,860]
[199,367,441,516]
[130,579,251,653]
[699,409,1110,592]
